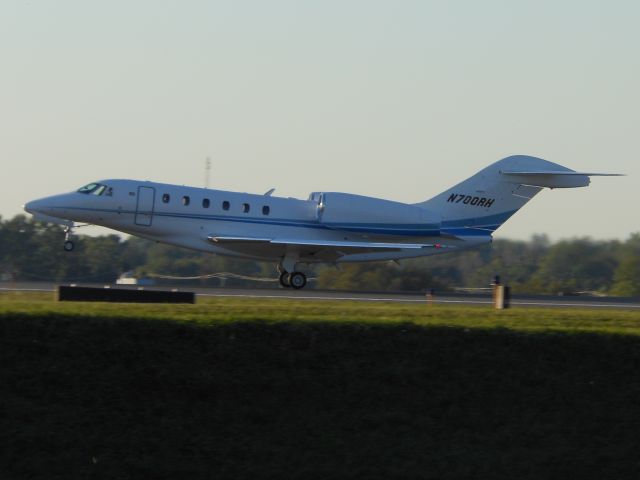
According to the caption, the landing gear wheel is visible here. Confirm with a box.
[289,272,307,290]
[63,224,76,252]
[279,271,291,288]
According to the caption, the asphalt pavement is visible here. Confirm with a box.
[2,282,640,309]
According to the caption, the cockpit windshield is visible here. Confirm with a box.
[77,183,110,196]
[78,183,99,194]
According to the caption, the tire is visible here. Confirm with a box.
[289,272,307,290]
[63,240,75,252]
[279,271,291,288]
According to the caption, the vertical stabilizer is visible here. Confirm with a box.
[416,155,583,235]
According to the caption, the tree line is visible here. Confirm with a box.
[1,215,638,296]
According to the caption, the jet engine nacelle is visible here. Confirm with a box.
[310,192,441,235]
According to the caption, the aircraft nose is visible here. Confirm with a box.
[24,197,58,216]
[23,199,42,214]
[23,194,78,226]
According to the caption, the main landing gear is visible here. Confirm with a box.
[277,251,307,289]
[278,270,307,290]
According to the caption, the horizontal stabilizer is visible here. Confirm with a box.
[500,170,623,188]
[501,171,623,176]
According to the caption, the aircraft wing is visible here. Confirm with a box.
[208,235,452,255]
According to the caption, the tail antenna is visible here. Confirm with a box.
[205,157,211,188]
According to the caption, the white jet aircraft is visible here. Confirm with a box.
[24,155,619,289]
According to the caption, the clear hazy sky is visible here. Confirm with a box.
[1,0,638,240]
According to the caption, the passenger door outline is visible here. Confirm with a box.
[134,186,155,226]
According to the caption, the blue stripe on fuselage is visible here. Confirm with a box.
[52,205,514,238]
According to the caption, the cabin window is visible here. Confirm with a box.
[242,203,250,213]
[202,198,210,208]
[182,195,190,206]
[162,193,170,203]
[262,205,270,215]
[222,201,230,211]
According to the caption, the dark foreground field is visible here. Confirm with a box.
[2,296,640,479]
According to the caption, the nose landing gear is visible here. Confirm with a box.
[63,224,75,252]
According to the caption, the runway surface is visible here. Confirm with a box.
[2,282,640,309]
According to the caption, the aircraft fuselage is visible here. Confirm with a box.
[24,179,488,265]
